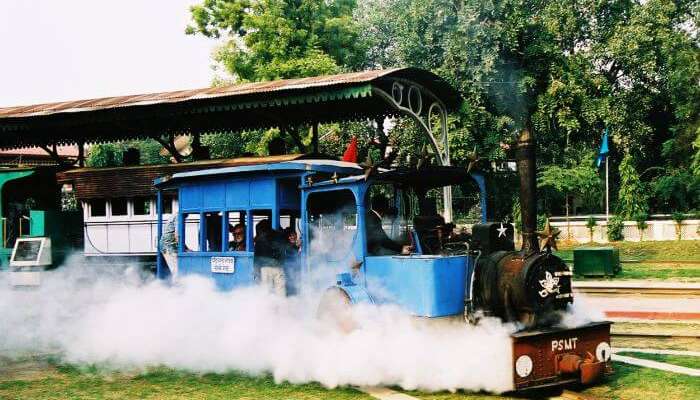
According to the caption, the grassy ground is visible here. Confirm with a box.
[554,240,700,281]
[0,362,371,400]
[555,240,700,262]
[2,359,699,400]
[615,351,700,370]
[578,362,700,400]
[403,361,700,400]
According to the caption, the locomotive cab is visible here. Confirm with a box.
[305,166,485,318]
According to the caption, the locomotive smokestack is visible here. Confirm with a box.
[516,128,539,253]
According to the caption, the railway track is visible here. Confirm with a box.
[572,282,700,298]
[611,332,700,340]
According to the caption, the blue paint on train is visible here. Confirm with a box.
[155,160,486,318]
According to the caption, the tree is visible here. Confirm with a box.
[86,140,170,168]
[186,0,371,158]
[672,211,686,240]
[651,169,700,212]
[538,156,601,239]
[633,211,649,241]
[186,0,366,81]
[692,127,700,176]
[357,0,699,209]
[586,215,597,242]
[616,154,648,219]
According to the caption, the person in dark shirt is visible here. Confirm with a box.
[365,195,411,256]
[254,219,287,295]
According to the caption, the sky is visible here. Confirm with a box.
[0,0,218,107]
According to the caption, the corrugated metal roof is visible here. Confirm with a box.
[0,68,461,151]
[0,69,407,119]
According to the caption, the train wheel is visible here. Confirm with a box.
[316,287,356,333]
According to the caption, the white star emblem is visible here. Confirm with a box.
[497,223,508,238]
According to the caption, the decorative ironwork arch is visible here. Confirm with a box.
[372,78,453,221]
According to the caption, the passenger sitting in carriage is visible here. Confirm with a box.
[366,195,412,256]
[228,223,246,251]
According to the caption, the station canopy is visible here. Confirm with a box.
[0,68,461,150]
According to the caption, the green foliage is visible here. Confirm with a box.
[538,154,602,214]
[60,190,78,212]
[607,215,625,242]
[633,211,649,240]
[510,197,546,233]
[86,143,124,168]
[633,212,649,230]
[672,211,687,240]
[693,128,700,176]
[586,216,597,230]
[586,215,597,241]
[187,0,366,81]
[358,0,699,170]
[652,169,700,212]
[86,140,170,168]
[185,0,700,219]
[202,130,268,158]
[616,154,648,219]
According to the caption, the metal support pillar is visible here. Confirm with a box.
[77,140,85,167]
[312,123,319,153]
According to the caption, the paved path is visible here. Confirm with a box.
[583,296,700,320]
[356,386,419,400]
[614,347,700,357]
[611,354,700,376]
[574,281,700,289]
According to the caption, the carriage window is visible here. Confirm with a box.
[227,211,247,251]
[280,209,300,231]
[89,199,106,217]
[162,194,174,214]
[182,213,201,252]
[203,211,223,252]
[111,198,128,216]
[252,209,273,242]
[133,197,151,216]
[307,190,357,257]
[366,184,405,240]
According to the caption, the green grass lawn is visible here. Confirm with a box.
[0,363,371,400]
[554,240,700,281]
[555,240,700,262]
[595,262,700,281]
[615,351,700,370]
[579,361,700,400]
[3,359,699,400]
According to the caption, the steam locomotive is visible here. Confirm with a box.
[152,143,612,391]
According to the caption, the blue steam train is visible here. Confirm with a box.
[154,157,612,391]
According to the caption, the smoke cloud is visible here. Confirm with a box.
[0,257,602,394]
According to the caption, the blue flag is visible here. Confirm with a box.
[596,128,609,167]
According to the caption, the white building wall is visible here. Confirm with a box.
[547,217,699,244]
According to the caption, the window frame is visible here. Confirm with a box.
[108,198,130,221]
[132,196,153,218]
[86,199,108,220]
[225,210,251,253]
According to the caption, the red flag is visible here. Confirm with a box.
[342,136,358,163]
